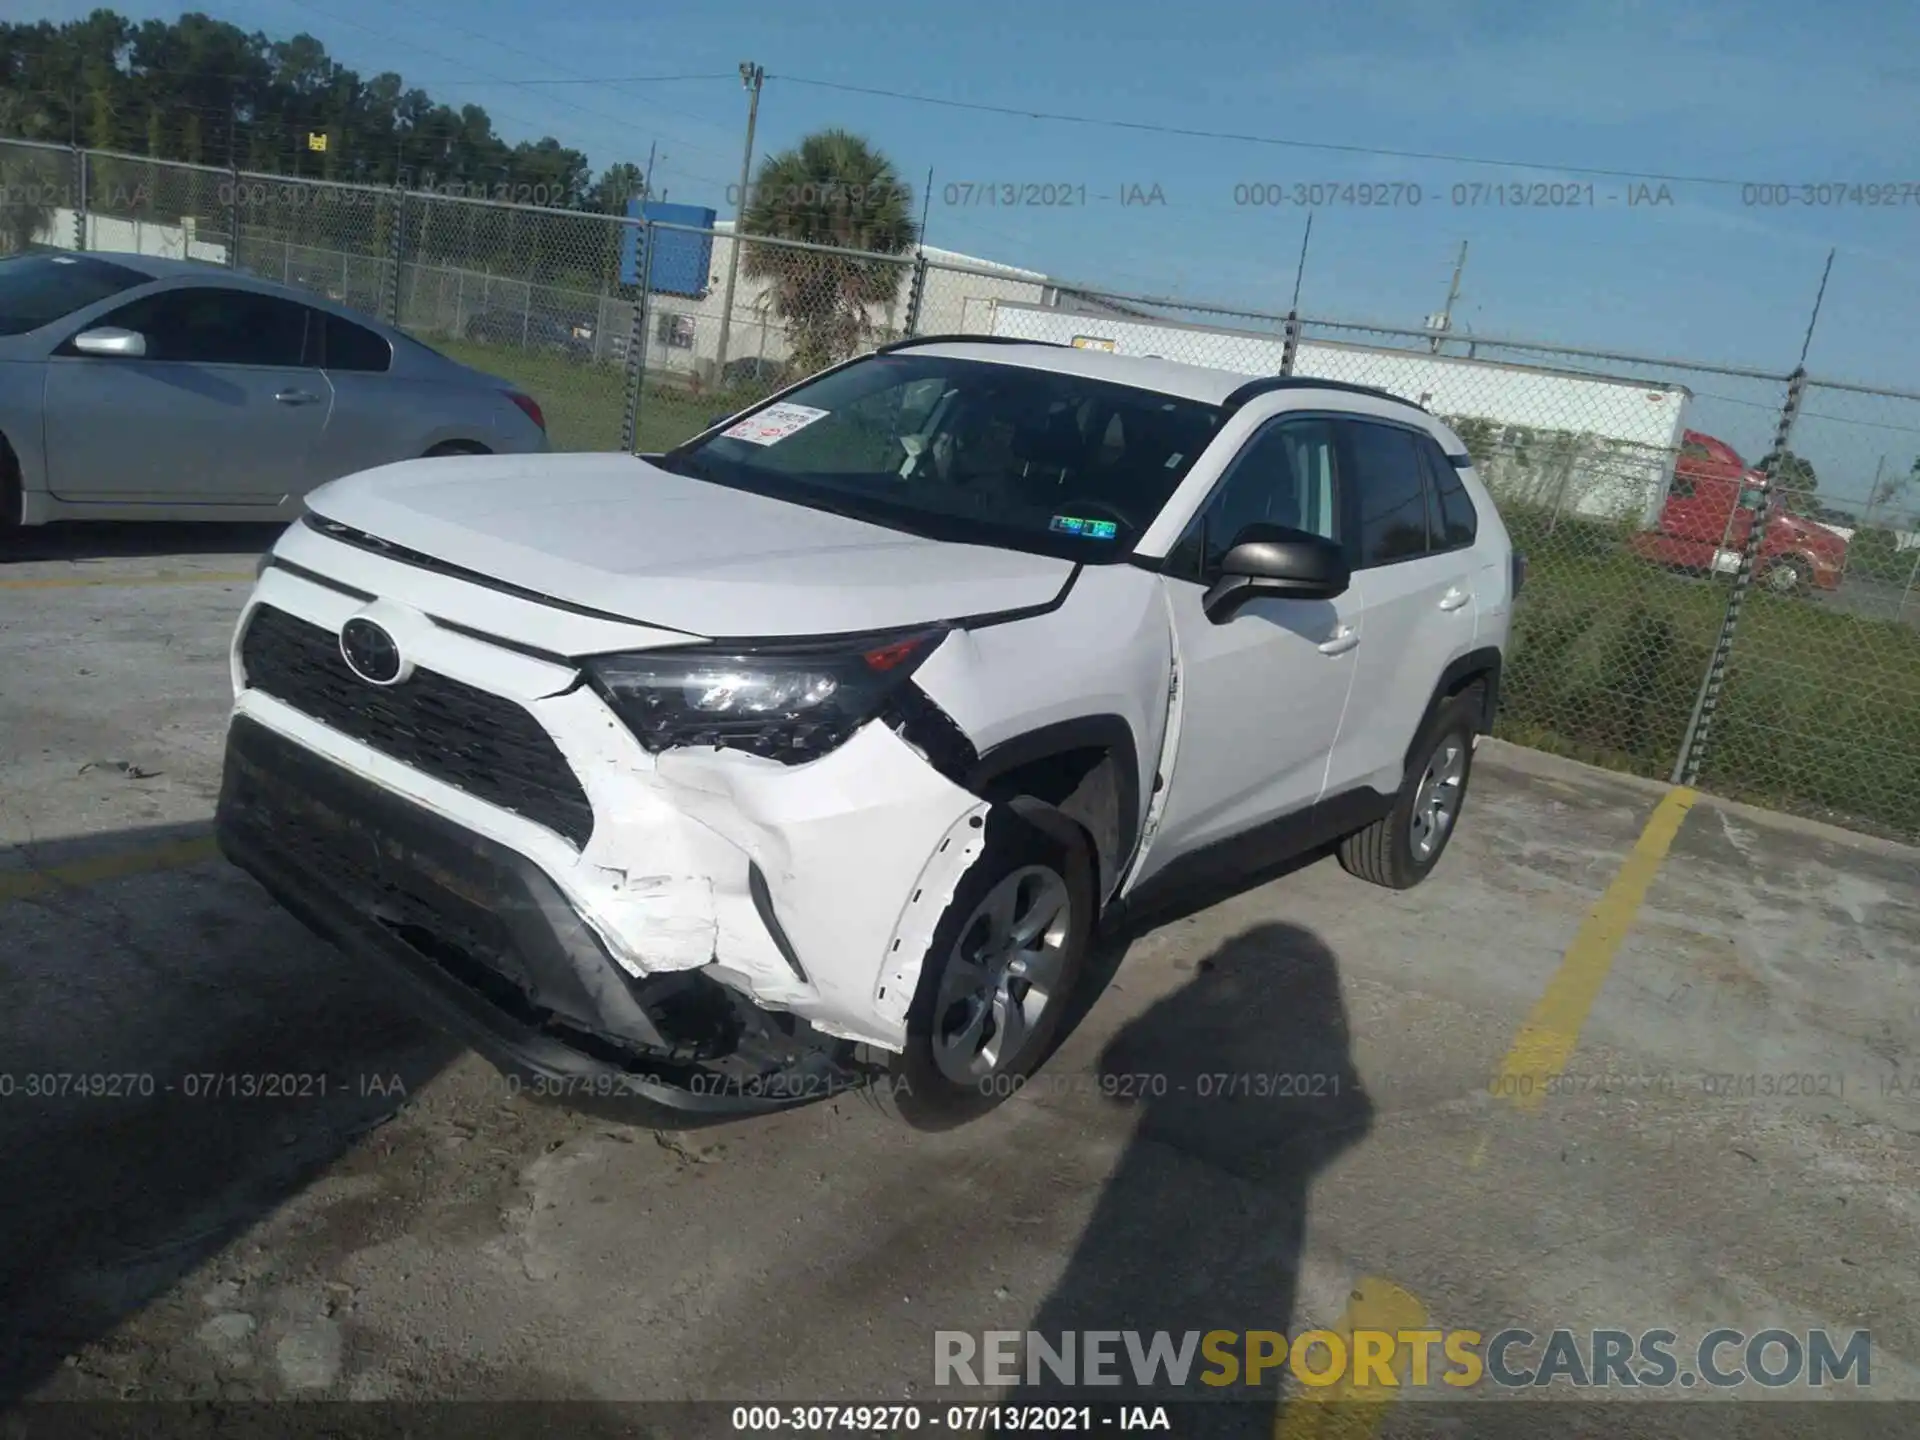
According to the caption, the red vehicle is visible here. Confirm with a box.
[1628,430,1847,594]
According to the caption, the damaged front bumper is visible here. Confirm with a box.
[217,715,899,1112]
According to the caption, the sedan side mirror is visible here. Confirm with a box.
[71,326,148,358]
[1202,523,1350,623]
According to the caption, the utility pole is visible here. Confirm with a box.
[1431,240,1467,353]
[712,61,764,385]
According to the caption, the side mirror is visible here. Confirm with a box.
[71,326,147,358]
[1202,524,1350,623]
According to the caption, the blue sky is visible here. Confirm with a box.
[23,0,1920,499]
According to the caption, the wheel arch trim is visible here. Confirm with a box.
[964,714,1143,906]
[1403,647,1503,782]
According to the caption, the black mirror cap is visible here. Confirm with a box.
[1201,526,1350,622]
[1219,523,1350,593]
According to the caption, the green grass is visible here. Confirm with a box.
[1495,502,1920,840]
[418,333,773,455]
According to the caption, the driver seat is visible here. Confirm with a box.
[1010,408,1089,477]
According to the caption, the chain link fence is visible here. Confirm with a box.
[1688,378,1920,832]
[5,138,1920,842]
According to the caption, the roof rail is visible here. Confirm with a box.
[1220,375,1429,417]
[874,333,1069,354]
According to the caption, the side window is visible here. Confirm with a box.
[95,287,310,366]
[1417,434,1478,549]
[1164,417,1341,581]
[322,312,393,373]
[1345,420,1432,566]
[1670,475,1696,499]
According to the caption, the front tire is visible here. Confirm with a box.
[879,813,1094,1130]
[1338,691,1479,890]
[1759,555,1809,596]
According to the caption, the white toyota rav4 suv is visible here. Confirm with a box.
[216,337,1517,1127]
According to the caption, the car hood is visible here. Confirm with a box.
[301,451,1075,638]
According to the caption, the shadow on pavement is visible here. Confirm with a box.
[0,521,287,565]
[0,819,457,1405]
[1022,920,1374,1437]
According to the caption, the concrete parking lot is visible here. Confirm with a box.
[2,525,1917,1438]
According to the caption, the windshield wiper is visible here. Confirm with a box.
[650,448,708,479]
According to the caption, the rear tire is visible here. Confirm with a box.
[877,811,1094,1131]
[1338,690,1480,890]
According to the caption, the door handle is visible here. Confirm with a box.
[1317,625,1359,656]
[1438,587,1472,612]
[274,389,321,406]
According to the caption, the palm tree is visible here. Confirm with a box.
[739,130,918,376]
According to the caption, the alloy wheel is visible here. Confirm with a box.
[1410,739,1466,862]
[931,865,1073,1085]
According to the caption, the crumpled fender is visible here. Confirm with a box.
[572,717,989,1052]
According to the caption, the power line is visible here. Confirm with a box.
[505,75,739,87]
[767,74,1773,191]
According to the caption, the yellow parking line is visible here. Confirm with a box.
[1274,1277,1429,1440]
[0,836,220,906]
[0,571,254,590]
[1487,785,1699,1114]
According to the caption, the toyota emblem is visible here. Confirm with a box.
[340,617,404,685]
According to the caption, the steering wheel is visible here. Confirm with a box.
[1054,497,1138,533]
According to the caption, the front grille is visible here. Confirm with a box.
[239,603,595,847]
[252,760,541,1004]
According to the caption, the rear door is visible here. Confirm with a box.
[44,285,330,505]
[1322,417,1479,799]
[308,309,422,486]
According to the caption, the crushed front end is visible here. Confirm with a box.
[214,519,991,1114]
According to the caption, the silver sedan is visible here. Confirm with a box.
[0,251,551,530]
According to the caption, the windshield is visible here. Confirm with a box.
[657,352,1224,561]
[0,253,154,336]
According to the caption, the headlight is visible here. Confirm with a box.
[584,627,949,763]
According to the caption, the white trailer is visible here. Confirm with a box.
[986,301,1691,526]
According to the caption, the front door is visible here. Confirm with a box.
[44,285,330,506]
[1128,415,1361,887]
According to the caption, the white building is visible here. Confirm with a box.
[36,207,228,264]
[987,301,1693,525]
[639,222,1052,382]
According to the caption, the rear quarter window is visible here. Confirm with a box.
[323,312,393,373]
[1417,434,1478,549]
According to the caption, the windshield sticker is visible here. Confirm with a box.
[722,403,830,446]
[1051,515,1119,540]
